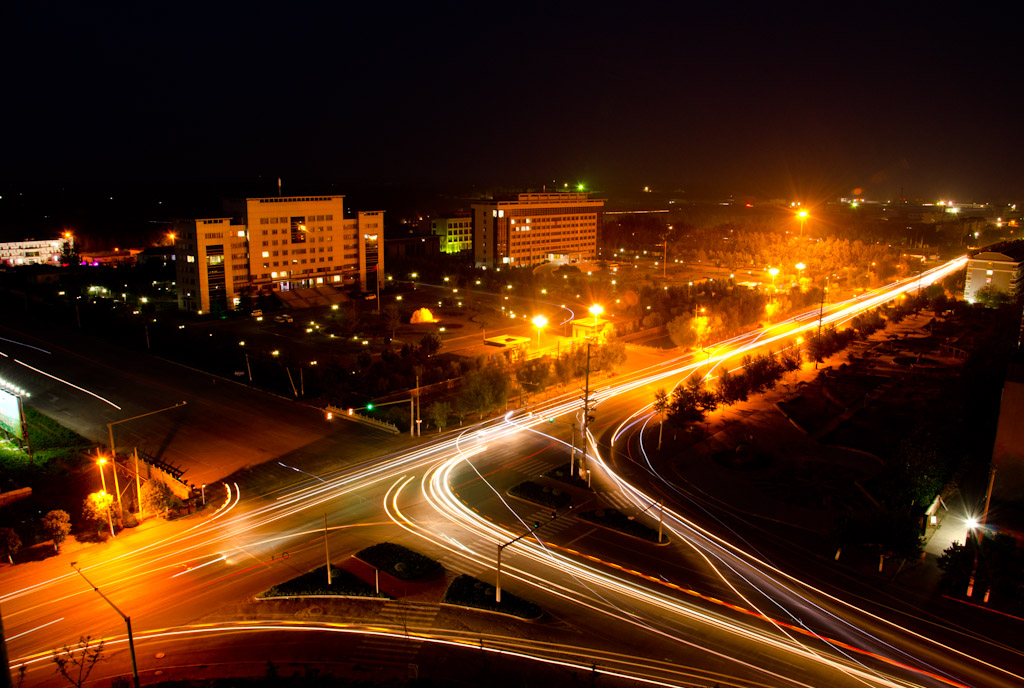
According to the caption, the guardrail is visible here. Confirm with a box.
[325,405,400,435]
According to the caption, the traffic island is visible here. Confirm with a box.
[355,542,444,580]
[543,467,592,491]
[578,508,667,544]
[507,480,573,509]
[442,574,543,620]
[258,564,388,599]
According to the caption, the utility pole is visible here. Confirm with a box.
[579,341,595,477]
[70,563,140,688]
[324,514,332,585]
[133,448,144,519]
[815,276,829,370]
[416,374,422,437]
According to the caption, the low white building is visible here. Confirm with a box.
[0,238,63,266]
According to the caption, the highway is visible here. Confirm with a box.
[5,254,1021,687]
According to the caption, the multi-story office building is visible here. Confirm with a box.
[471,192,603,268]
[0,238,63,266]
[964,243,1024,305]
[430,214,472,254]
[175,195,383,313]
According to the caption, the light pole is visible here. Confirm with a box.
[768,267,779,296]
[532,315,548,352]
[546,417,577,474]
[70,563,140,688]
[588,304,603,334]
[795,262,806,287]
[797,209,808,237]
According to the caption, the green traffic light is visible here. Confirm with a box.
[366,403,374,411]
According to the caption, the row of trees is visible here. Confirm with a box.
[388,338,627,432]
[0,480,184,563]
[655,348,802,428]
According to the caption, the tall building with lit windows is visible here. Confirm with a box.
[471,192,603,268]
[174,195,384,313]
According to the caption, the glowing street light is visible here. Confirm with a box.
[532,314,548,349]
[768,267,780,289]
[797,209,809,237]
[96,457,108,493]
[589,304,604,330]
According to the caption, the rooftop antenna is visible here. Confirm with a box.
[277,177,282,197]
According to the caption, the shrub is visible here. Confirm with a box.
[508,481,573,509]
[141,480,181,516]
[578,508,663,542]
[443,574,542,620]
[261,565,385,598]
[356,542,443,581]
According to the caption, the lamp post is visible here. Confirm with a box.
[70,563,140,688]
[96,457,108,493]
[588,304,603,333]
[768,267,779,295]
[531,314,548,350]
[797,209,808,237]
[795,262,806,285]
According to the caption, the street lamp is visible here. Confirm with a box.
[797,209,808,237]
[96,457,108,493]
[589,304,603,332]
[531,314,548,349]
[70,563,141,688]
[768,267,779,290]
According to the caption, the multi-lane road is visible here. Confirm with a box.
[5,255,1021,687]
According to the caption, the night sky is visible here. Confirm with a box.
[4,2,1023,203]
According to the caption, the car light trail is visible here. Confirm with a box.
[11,357,122,409]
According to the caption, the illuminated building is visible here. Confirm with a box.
[431,214,472,254]
[0,238,63,266]
[471,192,603,268]
[964,243,1024,305]
[174,195,383,313]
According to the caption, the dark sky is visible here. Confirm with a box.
[4,2,1023,203]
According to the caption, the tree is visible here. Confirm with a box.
[141,480,181,516]
[419,332,442,357]
[974,285,1011,309]
[52,636,105,688]
[428,401,451,433]
[653,388,670,449]
[0,527,21,564]
[82,492,114,536]
[594,337,626,373]
[666,314,698,349]
[383,305,402,339]
[41,510,71,553]
[59,239,80,267]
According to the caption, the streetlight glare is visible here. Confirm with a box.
[797,210,808,219]
[795,262,806,271]
[532,315,548,329]
[589,304,604,317]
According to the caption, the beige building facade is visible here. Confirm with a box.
[964,249,1022,305]
[175,195,383,313]
[471,192,603,268]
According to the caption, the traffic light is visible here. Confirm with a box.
[366,403,374,411]
[533,521,540,529]
[550,511,557,520]
[547,417,555,423]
